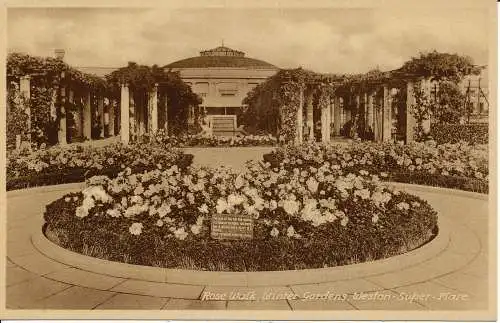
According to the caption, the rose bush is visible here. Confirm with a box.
[44,160,437,271]
[142,130,277,147]
[263,140,488,193]
[7,142,193,190]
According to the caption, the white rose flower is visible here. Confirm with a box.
[270,227,279,237]
[286,225,296,237]
[216,198,229,214]
[306,177,319,193]
[75,206,89,218]
[269,200,278,211]
[198,203,209,214]
[129,222,143,235]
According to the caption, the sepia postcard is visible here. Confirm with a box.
[0,0,497,320]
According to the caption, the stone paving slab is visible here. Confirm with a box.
[392,281,486,310]
[9,252,70,276]
[290,278,384,297]
[31,286,116,309]
[348,290,426,310]
[163,299,227,310]
[45,267,127,290]
[6,276,71,309]
[201,285,294,301]
[226,300,291,310]
[6,266,41,287]
[110,280,204,299]
[7,241,38,257]
[95,293,169,310]
[288,299,356,310]
[432,272,489,298]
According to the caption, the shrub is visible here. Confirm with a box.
[430,123,488,145]
[263,141,488,193]
[6,142,193,190]
[141,129,278,147]
[44,162,437,271]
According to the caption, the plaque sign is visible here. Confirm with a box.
[211,213,254,240]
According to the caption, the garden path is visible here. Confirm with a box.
[183,146,275,171]
[5,183,492,316]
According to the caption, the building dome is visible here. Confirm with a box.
[164,46,277,69]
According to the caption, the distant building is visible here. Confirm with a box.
[164,45,279,135]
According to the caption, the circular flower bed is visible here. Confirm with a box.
[44,161,438,272]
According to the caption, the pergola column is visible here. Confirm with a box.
[109,99,115,137]
[98,96,105,138]
[83,92,92,140]
[129,90,136,141]
[68,89,76,141]
[367,91,375,135]
[20,76,31,141]
[164,93,169,134]
[321,96,331,143]
[421,78,431,135]
[58,76,67,145]
[120,84,130,144]
[382,85,392,142]
[334,96,342,136]
[306,91,314,141]
[295,85,304,144]
[406,80,416,143]
[150,84,158,134]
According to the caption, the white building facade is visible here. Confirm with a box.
[164,46,279,135]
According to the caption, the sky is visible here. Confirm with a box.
[7,6,490,74]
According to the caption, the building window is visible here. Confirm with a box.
[221,92,235,97]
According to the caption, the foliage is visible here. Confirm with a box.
[263,141,488,193]
[401,51,481,82]
[433,81,466,124]
[44,161,437,271]
[7,52,107,146]
[6,83,29,150]
[140,129,277,147]
[430,123,488,145]
[105,63,201,136]
[6,142,192,190]
[241,68,342,144]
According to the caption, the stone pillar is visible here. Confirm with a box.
[150,84,158,134]
[109,99,115,137]
[58,77,67,145]
[295,86,304,144]
[83,92,92,140]
[367,91,374,134]
[98,96,105,138]
[68,89,76,141]
[120,84,130,144]
[306,91,314,141]
[382,85,392,142]
[334,97,342,136]
[406,80,416,143]
[164,93,169,134]
[420,78,431,135]
[138,92,145,136]
[321,101,331,143]
[129,89,136,141]
[20,76,31,140]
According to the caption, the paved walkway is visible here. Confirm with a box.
[182,146,275,171]
[5,183,491,313]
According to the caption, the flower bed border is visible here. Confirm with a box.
[27,182,476,287]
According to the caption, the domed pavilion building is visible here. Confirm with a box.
[164,45,279,135]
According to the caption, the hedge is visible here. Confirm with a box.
[430,123,488,145]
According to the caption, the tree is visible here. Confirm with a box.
[401,50,480,83]
[402,51,478,125]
